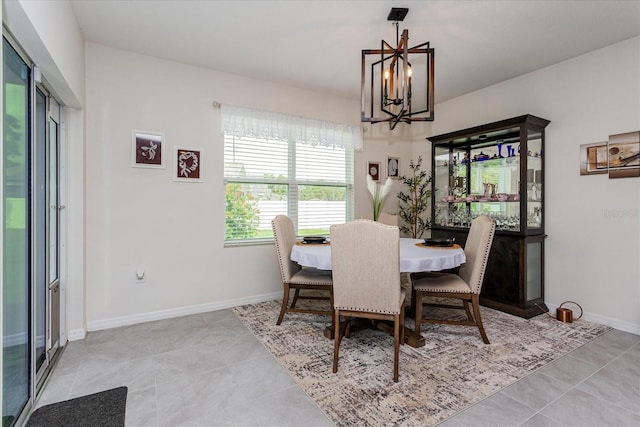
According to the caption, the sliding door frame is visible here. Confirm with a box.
[2,28,66,426]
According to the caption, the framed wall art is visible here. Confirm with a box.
[174,146,202,182]
[608,131,640,178]
[367,161,381,181]
[387,156,400,179]
[132,130,165,168]
[579,141,608,175]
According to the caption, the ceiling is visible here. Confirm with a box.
[70,1,640,104]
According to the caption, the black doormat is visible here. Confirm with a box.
[27,387,127,427]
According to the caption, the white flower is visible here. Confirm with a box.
[367,175,393,221]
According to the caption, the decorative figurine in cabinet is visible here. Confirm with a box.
[428,115,550,318]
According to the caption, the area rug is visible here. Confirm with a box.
[232,300,610,427]
[27,387,127,427]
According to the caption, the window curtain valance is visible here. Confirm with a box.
[220,104,363,151]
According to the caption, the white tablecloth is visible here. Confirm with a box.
[290,238,466,273]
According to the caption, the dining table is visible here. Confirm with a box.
[290,237,466,347]
[291,237,466,273]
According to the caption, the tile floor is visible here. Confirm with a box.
[35,308,640,427]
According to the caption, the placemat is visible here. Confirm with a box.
[415,243,461,249]
[295,241,330,246]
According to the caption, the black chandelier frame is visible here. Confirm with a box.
[361,9,435,130]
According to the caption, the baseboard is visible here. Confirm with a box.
[84,292,281,333]
[67,329,86,341]
[545,302,640,336]
[66,295,639,342]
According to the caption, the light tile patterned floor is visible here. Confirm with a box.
[36,308,640,426]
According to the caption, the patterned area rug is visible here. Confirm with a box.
[232,300,610,426]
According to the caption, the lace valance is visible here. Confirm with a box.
[220,104,363,151]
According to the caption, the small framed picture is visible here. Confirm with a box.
[132,130,165,168]
[174,146,202,182]
[387,156,400,179]
[367,161,381,181]
[579,142,608,175]
[608,131,640,179]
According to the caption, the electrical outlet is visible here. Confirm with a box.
[135,269,145,283]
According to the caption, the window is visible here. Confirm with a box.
[222,106,361,243]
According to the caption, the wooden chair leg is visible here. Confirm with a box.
[333,310,341,373]
[393,313,400,382]
[400,304,405,345]
[463,299,474,322]
[472,294,490,344]
[329,290,335,331]
[291,288,301,308]
[410,286,418,318]
[276,283,290,325]
[413,290,423,338]
[345,316,351,339]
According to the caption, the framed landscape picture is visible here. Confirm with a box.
[132,130,165,168]
[174,146,202,182]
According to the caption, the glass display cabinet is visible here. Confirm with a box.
[428,115,550,318]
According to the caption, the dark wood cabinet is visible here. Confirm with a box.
[428,115,550,318]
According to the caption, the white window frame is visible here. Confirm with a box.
[223,134,354,245]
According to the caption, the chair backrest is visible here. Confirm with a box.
[459,215,496,294]
[330,219,401,314]
[361,212,399,226]
[271,215,302,282]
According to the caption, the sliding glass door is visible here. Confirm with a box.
[3,34,63,426]
[35,90,61,382]
[35,88,47,374]
[2,35,32,426]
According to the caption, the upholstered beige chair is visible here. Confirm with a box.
[361,212,399,226]
[271,215,333,325]
[411,215,496,344]
[330,219,406,382]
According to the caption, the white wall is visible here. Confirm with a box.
[416,37,640,333]
[356,125,417,220]
[83,43,413,329]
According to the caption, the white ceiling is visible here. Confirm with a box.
[70,0,640,103]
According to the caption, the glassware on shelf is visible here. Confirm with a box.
[506,145,514,157]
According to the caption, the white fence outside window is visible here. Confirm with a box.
[256,200,346,231]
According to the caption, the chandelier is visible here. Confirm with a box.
[361,8,435,130]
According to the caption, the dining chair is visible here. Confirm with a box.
[410,215,496,344]
[361,212,399,226]
[271,215,333,326]
[330,219,406,382]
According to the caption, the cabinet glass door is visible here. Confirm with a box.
[433,146,450,226]
[526,129,543,230]
[468,143,521,231]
